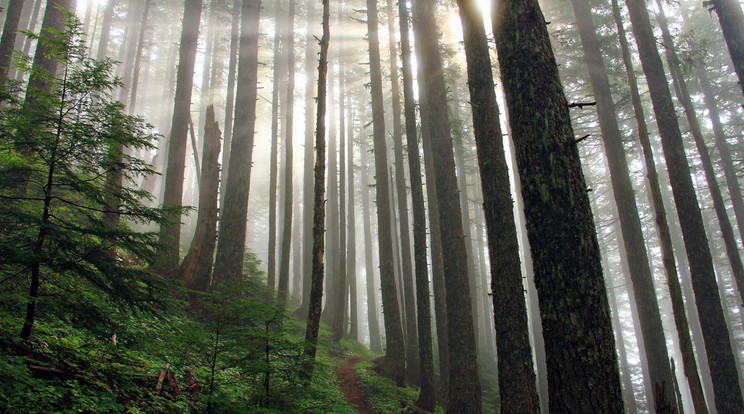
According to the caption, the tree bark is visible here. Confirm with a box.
[492,0,624,411]
[411,1,481,411]
[623,0,744,409]
[219,0,241,214]
[212,0,261,287]
[277,0,296,309]
[397,1,435,409]
[302,0,329,382]
[455,1,539,412]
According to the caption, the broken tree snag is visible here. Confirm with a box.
[180,105,222,292]
[185,367,201,397]
[155,363,170,392]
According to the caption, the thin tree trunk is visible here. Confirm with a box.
[95,0,116,60]
[347,104,359,341]
[360,136,383,354]
[411,1,481,411]
[297,0,316,320]
[384,0,419,384]
[180,105,221,292]
[155,0,202,278]
[212,0,261,286]
[492,0,624,410]
[571,0,678,409]
[277,0,296,309]
[365,0,405,386]
[610,0,708,411]
[267,0,286,292]
[219,0,241,213]
[127,0,151,115]
[623,0,744,409]
[455,1,540,411]
[302,0,329,382]
[698,67,744,248]
[397,1,435,408]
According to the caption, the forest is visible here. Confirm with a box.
[1,0,744,412]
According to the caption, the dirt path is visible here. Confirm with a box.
[336,356,374,414]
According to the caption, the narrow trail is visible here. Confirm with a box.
[336,356,374,414]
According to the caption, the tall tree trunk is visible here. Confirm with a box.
[0,0,24,84]
[411,1,481,411]
[656,1,744,311]
[95,0,116,60]
[492,0,624,411]
[384,0,419,384]
[180,105,221,292]
[331,3,347,339]
[397,1,435,409]
[267,0,286,292]
[302,0,329,382]
[347,104,359,341]
[12,0,42,81]
[455,1,539,412]
[127,0,151,115]
[156,0,202,278]
[212,0,261,286]
[365,0,405,386]
[698,67,744,248]
[277,0,296,309]
[609,0,709,411]
[297,0,316,319]
[360,136,383,353]
[623,0,744,409]
[709,0,744,98]
[219,0,241,213]
[571,0,678,409]
[118,0,145,107]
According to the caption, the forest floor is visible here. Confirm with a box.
[336,356,375,414]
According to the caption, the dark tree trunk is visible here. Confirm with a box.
[156,0,202,278]
[385,0,419,384]
[360,136,383,354]
[492,0,624,411]
[365,0,405,386]
[219,0,241,213]
[302,0,329,382]
[277,0,296,309]
[180,105,221,292]
[118,0,145,107]
[571,0,678,410]
[297,0,316,320]
[397,1,435,409]
[609,1,708,411]
[0,0,24,84]
[623,0,744,410]
[411,1,481,412]
[455,1,539,412]
[212,0,261,286]
[710,0,744,97]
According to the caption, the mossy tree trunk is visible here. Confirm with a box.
[492,0,624,411]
